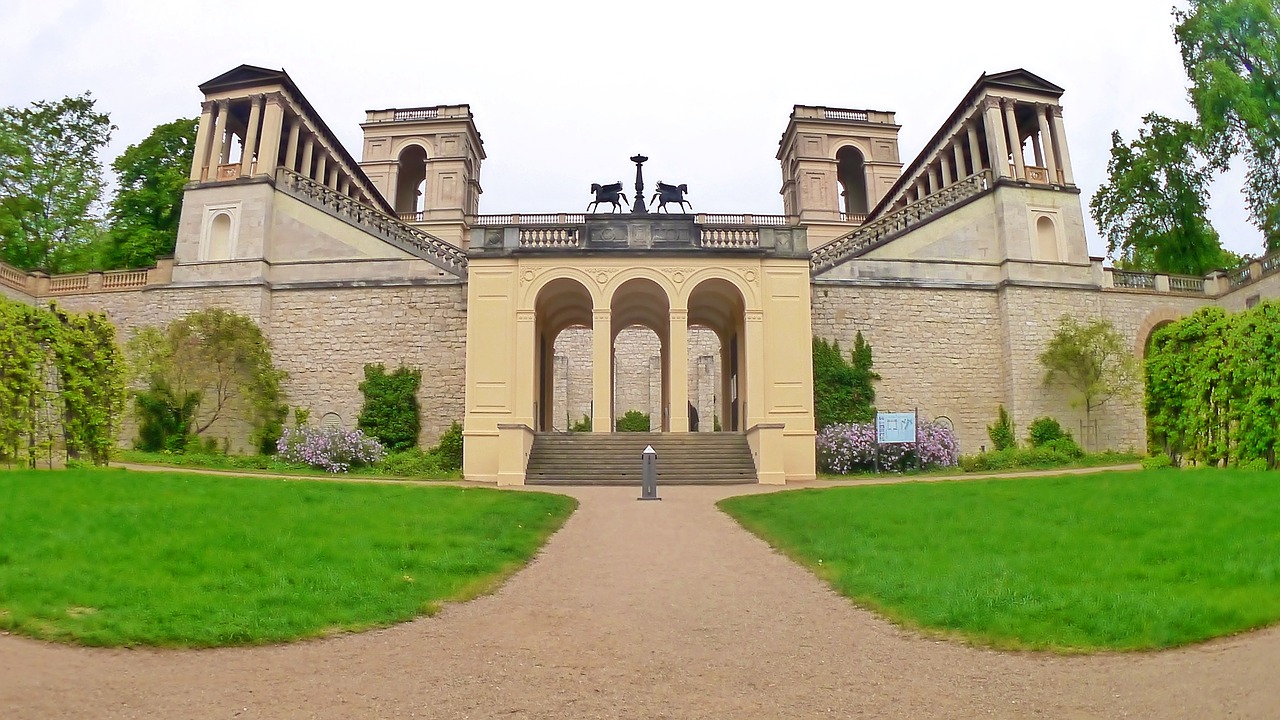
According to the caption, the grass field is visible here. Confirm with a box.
[720,468,1280,652]
[0,468,575,647]
[114,449,461,480]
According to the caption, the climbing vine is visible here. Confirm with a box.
[0,297,126,466]
[1146,301,1280,468]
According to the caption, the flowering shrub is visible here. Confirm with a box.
[817,420,960,474]
[276,425,386,473]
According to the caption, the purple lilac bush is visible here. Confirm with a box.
[276,426,386,473]
[817,420,960,474]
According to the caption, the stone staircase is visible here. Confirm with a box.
[525,432,758,486]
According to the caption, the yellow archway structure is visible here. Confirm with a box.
[463,217,816,485]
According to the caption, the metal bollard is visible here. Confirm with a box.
[638,444,660,501]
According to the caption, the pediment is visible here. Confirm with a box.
[980,69,1065,97]
[199,65,290,93]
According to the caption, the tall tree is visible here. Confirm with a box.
[103,117,197,270]
[1176,0,1280,250]
[1090,114,1226,275]
[1040,317,1140,442]
[0,94,114,273]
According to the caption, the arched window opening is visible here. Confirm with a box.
[395,145,428,215]
[208,212,232,260]
[1035,215,1059,262]
[836,146,869,217]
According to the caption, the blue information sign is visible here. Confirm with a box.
[876,412,917,444]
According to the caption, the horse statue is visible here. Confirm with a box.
[587,182,629,213]
[650,182,692,213]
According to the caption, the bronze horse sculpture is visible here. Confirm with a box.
[650,182,692,213]
[587,182,630,213]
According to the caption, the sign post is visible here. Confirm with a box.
[876,411,919,472]
[639,444,660,501]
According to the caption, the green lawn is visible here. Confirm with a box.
[720,468,1280,651]
[0,468,575,647]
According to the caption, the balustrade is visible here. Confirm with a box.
[699,228,760,248]
[1263,254,1280,276]
[103,270,148,289]
[811,170,993,272]
[276,167,467,277]
[519,228,580,248]
[1168,275,1204,293]
[824,109,869,122]
[1230,266,1253,287]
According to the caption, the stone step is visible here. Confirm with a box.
[525,432,757,485]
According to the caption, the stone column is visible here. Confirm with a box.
[327,165,339,189]
[255,93,285,177]
[190,100,215,182]
[214,102,232,165]
[744,310,765,429]
[953,140,967,178]
[982,97,1009,179]
[591,309,613,432]
[315,154,327,186]
[1036,104,1059,184]
[668,308,689,432]
[239,95,263,177]
[967,121,983,172]
[515,311,536,429]
[1050,105,1075,185]
[284,117,301,173]
[300,136,315,180]
[1003,100,1026,181]
[926,164,939,194]
[940,151,953,187]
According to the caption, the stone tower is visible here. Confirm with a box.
[776,106,903,248]
[359,107,485,246]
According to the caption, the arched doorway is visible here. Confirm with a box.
[688,278,746,431]
[534,277,593,432]
[394,145,428,216]
[836,146,869,217]
[611,278,670,430]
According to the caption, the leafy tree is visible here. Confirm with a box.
[126,309,287,453]
[812,333,878,430]
[1175,0,1280,250]
[102,117,197,270]
[1040,317,1140,437]
[357,364,422,452]
[1090,114,1227,275]
[0,94,114,273]
[615,409,651,432]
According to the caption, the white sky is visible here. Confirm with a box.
[0,0,1265,258]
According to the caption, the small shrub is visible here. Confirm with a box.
[276,426,385,473]
[134,381,200,452]
[616,410,651,433]
[1027,417,1068,447]
[357,364,421,452]
[1241,457,1270,472]
[381,449,445,476]
[1044,436,1084,459]
[987,405,1017,451]
[569,414,592,433]
[431,421,464,472]
[1142,454,1174,470]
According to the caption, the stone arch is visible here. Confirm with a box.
[394,143,429,215]
[1134,308,1186,359]
[522,266,606,312]
[207,212,233,260]
[602,270,679,313]
[836,145,870,216]
[1035,215,1059,262]
[534,276,596,432]
[676,267,758,309]
[687,277,748,432]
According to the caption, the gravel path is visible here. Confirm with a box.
[2,482,1277,719]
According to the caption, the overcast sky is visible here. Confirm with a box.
[1,0,1265,259]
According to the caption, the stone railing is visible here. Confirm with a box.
[1101,249,1280,296]
[520,227,580,248]
[697,213,790,226]
[0,260,173,298]
[475,213,587,226]
[393,108,439,122]
[824,109,869,122]
[276,167,467,277]
[837,212,867,224]
[700,227,760,248]
[398,211,425,222]
[811,170,994,273]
